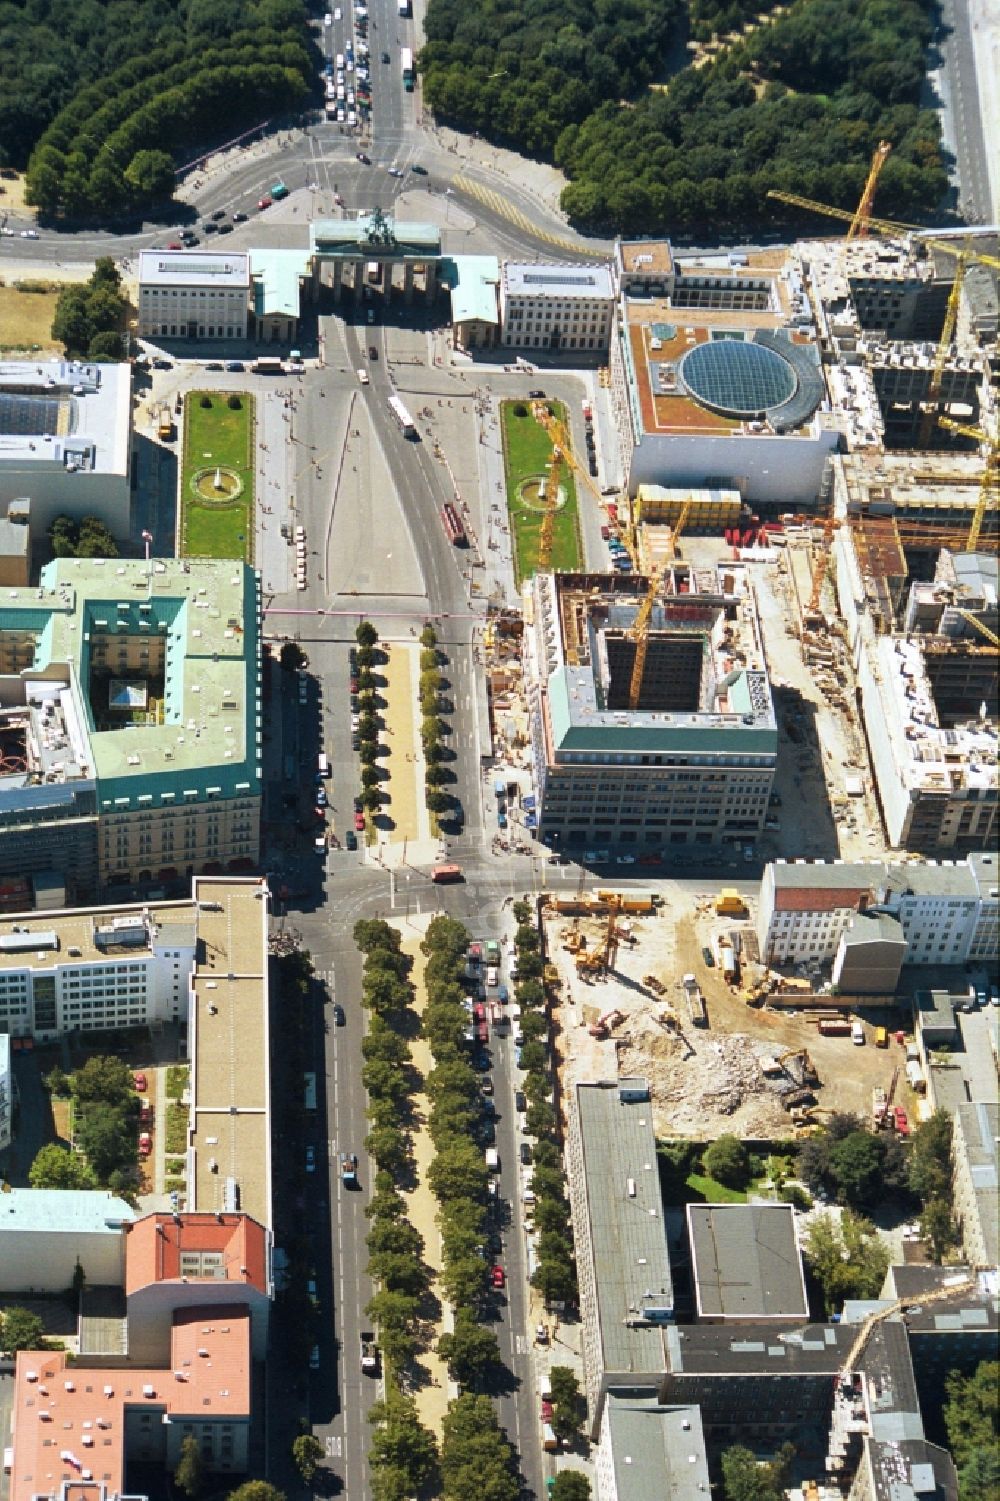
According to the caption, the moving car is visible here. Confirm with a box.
[369,345,378,359]
[381,50,390,62]
[333,1003,346,1026]
[345,830,358,850]
[388,167,403,178]
[305,1144,316,1172]
[354,811,366,831]
[411,163,428,174]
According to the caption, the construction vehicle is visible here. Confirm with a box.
[776,1048,820,1087]
[874,1066,900,1130]
[157,406,175,441]
[543,963,562,986]
[836,1272,979,1388]
[576,899,623,976]
[643,973,667,996]
[595,890,660,914]
[715,888,748,917]
[588,1007,625,1039]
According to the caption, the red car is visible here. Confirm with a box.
[541,1397,554,1422]
[354,811,366,831]
[133,1072,147,1092]
[138,1132,153,1158]
[167,241,182,250]
[257,195,272,210]
[139,1101,153,1124]
[894,1106,910,1137]
[491,1265,505,1289]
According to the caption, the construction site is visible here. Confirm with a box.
[541,885,914,1142]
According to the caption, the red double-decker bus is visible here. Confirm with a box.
[440,503,467,546]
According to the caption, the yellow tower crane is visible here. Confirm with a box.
[954,610,1000,649]
[917,248,967,449]
[537,443,562,573]
[627,498,692,708]
[848,140,893,239]
[764,190,1000,271]
[807,517,837,616]
[937,417,1000,553]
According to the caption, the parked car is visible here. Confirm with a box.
[353,810,365,831]
[305,1144,316,1173]
[206,361,223,371]
[225,360,244,372]
[257,195,273,210]
[520,1142,532,1166]
[701,946,715,967]
[346,830,358,850]
[491,1264,505,1289]
[356,151,371,164]
[528,388,546,398]
[514,1090,526,1113]
[133,1072,148,1092]
[411,163,428,174]
[138,1132,153,1158]
[233,211,248,222]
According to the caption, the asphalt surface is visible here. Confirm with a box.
[937,0,995,223]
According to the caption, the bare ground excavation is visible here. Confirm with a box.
[398,923,451,1439]
[546,891,917,1142]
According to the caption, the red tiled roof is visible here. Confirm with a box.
[773,887,869,913]
[125,1212,267,1297]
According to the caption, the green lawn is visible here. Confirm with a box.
[685,1172,749,1203]
[500,400,582,583]
[180,392,254,561]
[165,1101,189,1155]
[165,1064,189,1101]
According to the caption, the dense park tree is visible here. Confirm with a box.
[420,0,946,238]
[29,1142,96,1190]
[803,1211,890,1315]
[440,1394,519,1501]
[797,1116,908,1209]
[703,1133,752,1189]
[721,1444,792,1501]
[49,515,119,559]
[76,1103,137,1184]
[174,1435,205,1497]
[0,1307,46,1354]
[907,1110,953,1201]
[944,1362,999,1496]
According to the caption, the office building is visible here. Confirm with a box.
[758,853,1000,978]
[0,557,261,899]
[137,251,251,340]
[0,361,132,536]
[595,1396,710,1501]
[0,1189,134,1293]
[524,567,776,851]
[610,238,840,504]
[500,262,614,351]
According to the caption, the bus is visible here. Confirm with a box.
[440,503,467,546]
[252,357,284,374]
[387,393,417,437]
[401,47,414,90]
[303,1072,317,1111]
[431,863,464,883]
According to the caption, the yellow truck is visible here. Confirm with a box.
[157,407,175,441]
[715,888,747,917]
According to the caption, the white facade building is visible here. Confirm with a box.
[0,1032,10,1152]
[0,1188,134,1292]
[759,853,1000,968]
[0,905,196,1042]
[137,251,250,340]
[500,262,614,351]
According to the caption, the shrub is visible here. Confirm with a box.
[199,394,212,408]
[227,393,242,410]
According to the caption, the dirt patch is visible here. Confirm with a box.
[0,284,62,354]
[398,922,452,1439]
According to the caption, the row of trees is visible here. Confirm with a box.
[24,7,312,220]
[420,914,504,1391]
[351,917,440,1501]
[418,624,453,818]
[421,0,947,237]
[51,257,128,362]
[510,901,579,1314]
[354,622,389,819]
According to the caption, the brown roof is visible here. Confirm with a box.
[774,887,869,913]
[125,1212,268,1297]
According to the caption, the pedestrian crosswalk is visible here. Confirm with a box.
[451,174,596,257]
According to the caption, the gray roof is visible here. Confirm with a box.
[771,860,884,890]
[138,250,249,287]
[955,1102,999,1266]
[867,1439,958,1501]
[576,1081,673,1379]
[605,1396,710,1501]
[884,1265,999,1333]
[842,911,906,947]
[968,851,1000,899]
[860,1319,922,1441]
[665,1320,853,1374]
[769,855,988,901]
[687,1204,808,1319]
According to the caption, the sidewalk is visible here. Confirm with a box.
[379,644,426,846]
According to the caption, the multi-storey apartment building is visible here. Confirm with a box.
[0,558,261,899]
[758,853,999,970]
[499,262,614,352]
[524,568,776,851]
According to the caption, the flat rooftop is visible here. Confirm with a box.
[503,262,613,300]
[0,900,195,974]
[617,239,674,277]
[687,1203,809,1319]
[665,1319,854,1375]
[0,1188,134,1233]
[138,250,250,288]
[0,361,131,477]
[575,1081,673,1379]
[604,1396,709,1501]
[0,557,261,800]
[189,877,272,1229]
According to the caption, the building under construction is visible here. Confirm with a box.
[523,567,777,851]
[834,518,998,851]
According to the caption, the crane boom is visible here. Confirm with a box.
[937,417,1000,553]
[765,189,1000,270]
[837,1272,979,1385]
[849,140,892,239]
[917,250,967,450]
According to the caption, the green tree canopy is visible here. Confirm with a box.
[70,1053,134,1107]
[29,1142,96,1190]
[440,1394,519,1501]
[803,1210,890,1316]
[944,1362,999,1474]
[437,1311,502,1387]
[174,1434,205,1497]
[703,1133,752,1189]
[226,1484,287,1501]
[551,1474,592,1501]
[291,1433,324,1483]
[0,1306,46,1354]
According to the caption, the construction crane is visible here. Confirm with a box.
[954,609,1000,649]
[537,442,563,573]
[764,189,1000,271]
[807,517,837,616]
[875,1066,900,1130]
[836,1271,979,1387]
[937,417,1000,553]
[627,567,662,709]
[848,140,893,239]
[917,247,967,449]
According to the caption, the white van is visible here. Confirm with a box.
[335,52,344,69]
[851,1020,865,1046]
[357,368,369,384]
[486,965,499,988]
[318,752,331,778]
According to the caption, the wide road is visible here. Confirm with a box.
[937,0,995,223]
